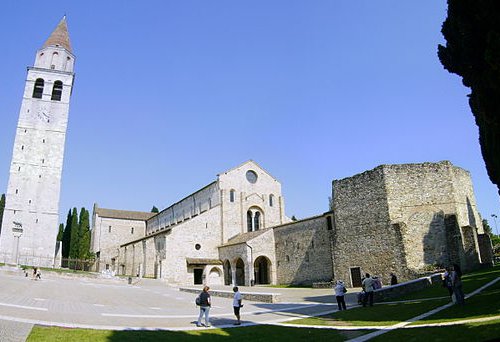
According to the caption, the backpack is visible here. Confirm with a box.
[195,295,201,306]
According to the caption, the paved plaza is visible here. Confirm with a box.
[0,269,356,340]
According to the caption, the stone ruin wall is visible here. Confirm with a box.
[383,161,481,272]
[332,167,404,287]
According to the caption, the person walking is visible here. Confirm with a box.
[362,273,375,307]
[232,286,243,325]
[334,280,347,310]
[451,264,465,305]
[196,286,212,327]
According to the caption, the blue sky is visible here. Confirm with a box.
[1,1,499,230]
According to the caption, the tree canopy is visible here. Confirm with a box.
[151,206,159,213]
[438,0,500,195]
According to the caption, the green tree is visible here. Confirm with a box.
[62,209,72,258]
[438,0,500,195]
[69,207,79,259]
[0,193,5,232]
[151,206,159,213]
[78,207,92,260]
[57,223,64,241]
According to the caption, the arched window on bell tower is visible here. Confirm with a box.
[51,80,63,101]
[33,78,44,98]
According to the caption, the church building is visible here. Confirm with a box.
[1,19,492,287]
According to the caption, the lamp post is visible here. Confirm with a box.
[492,214,498,236]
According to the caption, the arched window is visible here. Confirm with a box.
[247,211,253,232]
[254,211,261,231]
[33,78,44,98]
[50,52,59,69]
[229,190,235,203]
[247,208,263,232]
[51,81,63,101]
[269,194,274,207]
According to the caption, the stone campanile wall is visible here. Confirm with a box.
[0,18,75,267]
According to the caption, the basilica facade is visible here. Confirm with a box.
[91,160,493,287]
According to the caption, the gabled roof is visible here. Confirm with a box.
[43,16,72,52]
[219,228,272,247]
[95,207,155,221]
[217,160,280,183]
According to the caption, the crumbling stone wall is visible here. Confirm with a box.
[332,161,484,285]
[332,167,403,287]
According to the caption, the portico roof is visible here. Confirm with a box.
[186,258,223,266]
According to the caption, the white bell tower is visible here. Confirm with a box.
[0,17,75,267]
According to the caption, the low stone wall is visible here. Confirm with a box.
[312,281,333,288]
[373,273,442,301]
[179,287,279,303]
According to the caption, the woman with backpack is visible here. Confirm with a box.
[196,286,212,327]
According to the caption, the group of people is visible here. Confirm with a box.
[195,265,463,328]
[442,263,465,305]
[24,267,41,280]
[195,286,243,327]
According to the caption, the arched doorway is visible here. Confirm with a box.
[235,258,245,286]
[223,260,232,285]
[208,267,222,285]
[254,256,271,284]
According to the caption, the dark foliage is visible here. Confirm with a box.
[438,0,500,195]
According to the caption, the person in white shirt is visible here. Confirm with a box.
[233,286,243,325]
[362,273,375,307]
[334,280,347,310]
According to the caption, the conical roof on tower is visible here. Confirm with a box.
[43,16,72,52]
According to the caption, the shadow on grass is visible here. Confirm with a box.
[370,319,500,342]
[29,324,369,342]
[289,299,448,327]
[414,280,500,324]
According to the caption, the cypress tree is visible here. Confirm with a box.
[62,209,72,258]
[438,0,500,195]
[78,208,91,260]
[69,207,79,259]
[57,223,64,241]
[0,194,5,233]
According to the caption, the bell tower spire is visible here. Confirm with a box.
[43,16,72,52]
[0,17,76,267]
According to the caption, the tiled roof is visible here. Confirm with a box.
[220,228,271,247]
[43,16,72,52]
[186,258,222,265]
[95,207,155,221]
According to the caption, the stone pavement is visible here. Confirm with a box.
[0,270,359,340]
[0,319,33,342]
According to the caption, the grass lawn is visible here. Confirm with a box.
[371,319,500,342]
[409,279,500,324]
[28,324,367,342]
[26,265,500,341]
[288,299,448,327]
[383,265,500,302]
